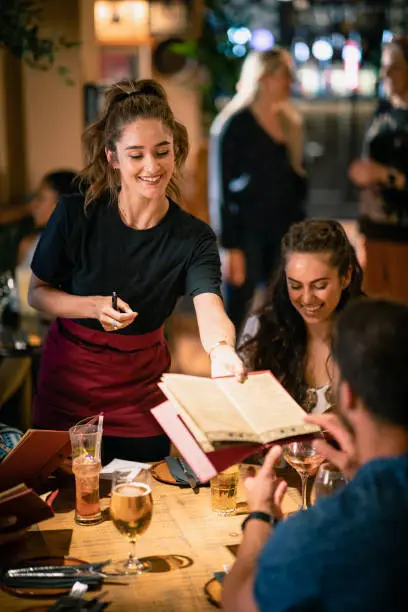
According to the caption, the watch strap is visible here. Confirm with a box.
[241,511,279,532]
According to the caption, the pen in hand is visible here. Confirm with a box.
[112,291,118,311]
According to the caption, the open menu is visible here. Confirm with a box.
[152,371,320,481]
[0,429,70,492]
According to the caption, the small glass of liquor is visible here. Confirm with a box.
[210,465,240,516]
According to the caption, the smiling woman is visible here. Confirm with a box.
[239,220,365,413]
[27,79,246,464]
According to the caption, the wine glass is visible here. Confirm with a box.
[282,441,324,510]
[110,467,153,575]
[311,462,346,505]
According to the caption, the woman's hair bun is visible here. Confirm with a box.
[131,79,167,102]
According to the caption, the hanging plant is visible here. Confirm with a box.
[0,0,79,84]
[171,0,252,126]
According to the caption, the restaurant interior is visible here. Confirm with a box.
[0,1,407,610]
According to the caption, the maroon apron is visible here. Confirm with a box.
[34,318,170,437]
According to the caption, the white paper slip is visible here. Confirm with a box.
[100,458,151,479]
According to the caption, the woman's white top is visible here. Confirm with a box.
[239,316,332,414]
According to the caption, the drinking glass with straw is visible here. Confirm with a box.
[69,414,104,525]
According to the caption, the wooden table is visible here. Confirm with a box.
[0,473,301,612]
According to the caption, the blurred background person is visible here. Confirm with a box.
[17,170,78,269]
[208,48,307,333]
[240,220,364,414]
[349,35,408,304]
[12,170,77,317]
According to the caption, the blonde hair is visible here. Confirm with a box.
[209,48,303,235]
[210,48,288,138]
[79,79,189,208]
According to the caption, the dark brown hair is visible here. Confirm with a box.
[79,79,189,208]
[240,220,364,405]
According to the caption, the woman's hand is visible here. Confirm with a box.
[210,344,247,383]
[223,249,246,286]
[93,295,137,332]
[349,159,388,187]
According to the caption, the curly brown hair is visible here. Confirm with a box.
[79,79,189,208]
[240,219,365,405]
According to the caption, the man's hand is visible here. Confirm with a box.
[305,414,359,481]
[244,446,288,519]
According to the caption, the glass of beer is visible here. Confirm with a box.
[110,468,153,575]
[210,465,239,516]
[70,416,103,525]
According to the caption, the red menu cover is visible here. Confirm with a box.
[0,485,58,531]
[151,401,261,482]
[0,430,70,492]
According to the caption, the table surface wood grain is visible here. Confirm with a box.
[0,468,301,612]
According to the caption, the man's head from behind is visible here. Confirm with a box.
[332,298,408,440]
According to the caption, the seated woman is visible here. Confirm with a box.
[239,219,364,414]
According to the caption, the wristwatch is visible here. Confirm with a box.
[241,511,280,532]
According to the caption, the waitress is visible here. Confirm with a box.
[28,78,245,464]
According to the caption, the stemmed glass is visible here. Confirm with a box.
[310,462,347,505]
[110,467,153,575]
[282,441,324,510]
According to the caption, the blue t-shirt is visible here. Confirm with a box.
[255,455,408,612]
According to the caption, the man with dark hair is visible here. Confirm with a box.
[223,298,408,612]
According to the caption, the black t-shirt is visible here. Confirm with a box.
[210,108,306,249]
[360,100,408,242]
[31,194,221,334]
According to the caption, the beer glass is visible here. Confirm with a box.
[210,465,239,516]
[110,468,153,575]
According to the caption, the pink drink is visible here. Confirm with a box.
[72,459,102,524]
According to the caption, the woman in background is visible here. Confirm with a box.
[209,48,307,333]
[240,220,364,414]
[28,79,245,465]
[349,35,408,303]
[17,170,77,267]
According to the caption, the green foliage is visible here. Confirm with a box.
[173,0,249,125]
[0,0,79,84]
